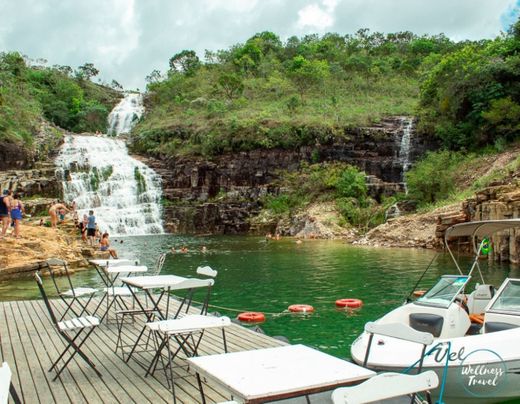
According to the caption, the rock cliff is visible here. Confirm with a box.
[145,117,436,235]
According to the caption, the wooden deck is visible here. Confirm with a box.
[0,296,285,403]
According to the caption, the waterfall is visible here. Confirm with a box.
[107,93,144,136]
[56,135,164,236]
[399,117,413,177]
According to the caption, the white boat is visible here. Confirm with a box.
[351,219,520,403]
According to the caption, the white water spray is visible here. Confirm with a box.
[107,93,144,136]
[399,117,413,177]
[56,135,164,236]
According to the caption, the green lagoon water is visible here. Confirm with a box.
[2,235,518,358]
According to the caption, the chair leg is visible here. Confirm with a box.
[166,338,177,404]
[9,383,22,404]
[52,328,101,381]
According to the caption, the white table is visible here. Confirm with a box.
[187,344,375,403]
[119,275,215,362]
[89,258,138,267]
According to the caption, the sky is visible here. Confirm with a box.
[0,0,519,90]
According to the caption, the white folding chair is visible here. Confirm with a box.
[331,371,439,404]
[115,253,167,358]
[35,272,102,381]
[45,258,97,320]
[145,267,228,403]
[0,362,21,404]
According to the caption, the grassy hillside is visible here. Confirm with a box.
[0,52,120,146]
[131,30,458,157]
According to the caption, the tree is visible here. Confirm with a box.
[111,79,123,90]
[287,56,329,102]
[217,72,244,101]
[169,50,200,76]
[76,63,99,80]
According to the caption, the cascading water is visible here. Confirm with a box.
[387,117,414,218]
[398,117,413,178]
[56,135,164,236]
[107,93,144,136]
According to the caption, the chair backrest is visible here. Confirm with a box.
[149,253,167,276]
[45,258,75,297]
[365,322,434,345]
[196,266,218,278]
[34,272,59,327]
[173,278,216,317]
[363,322,434,369]
[0,362,11,404]
[331,371,439,404]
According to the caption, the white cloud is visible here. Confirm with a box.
[0,0,516,89]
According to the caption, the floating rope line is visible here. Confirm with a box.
[185,299,291,317]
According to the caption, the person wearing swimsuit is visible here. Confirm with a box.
[10,193,24,239]
[99,232,118,259]
[0,190,11,239]
[49,203,69,228]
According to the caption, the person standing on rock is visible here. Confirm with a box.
[0,190,12,239]
[10,193,24,239]
[86,210,96,246]
[49,202,70,228]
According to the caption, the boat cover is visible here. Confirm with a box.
[445,219,520,240]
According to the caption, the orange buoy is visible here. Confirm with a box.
[237,312,265,323]
[288,304,314,313]
[335,298,363,309]
[413,290,426,297]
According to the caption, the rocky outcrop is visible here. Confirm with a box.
[146,117,436,235]
[436,183,520,263]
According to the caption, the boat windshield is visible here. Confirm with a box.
[416,275,470,309]
[488,279,520,315]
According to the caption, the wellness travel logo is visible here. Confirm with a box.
[458,349,508,397]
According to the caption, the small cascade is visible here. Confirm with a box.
[56,135,164,236]
[398,117,413,176]
[107,93,144,136]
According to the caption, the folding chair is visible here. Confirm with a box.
[331,371,439,404]
[145,267,229,403]
[115,253,167,358]
[45,258,97,321]
[0,362,21,404]
[34,272,102,381]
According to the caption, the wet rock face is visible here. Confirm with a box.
[146,117,436,234]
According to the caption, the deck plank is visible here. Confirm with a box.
[0,294,289,404]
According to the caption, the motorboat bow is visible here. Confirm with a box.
[351,219,520,403]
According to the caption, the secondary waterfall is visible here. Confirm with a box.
[107,93,144,136]
[398,117,413,179]
[56,135,164,236]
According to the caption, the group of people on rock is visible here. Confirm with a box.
[75,209,118,258]
[0,190,25,239]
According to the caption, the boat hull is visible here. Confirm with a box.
[351,328,520,403]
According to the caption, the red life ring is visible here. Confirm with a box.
[335,298,363,309]
[288,304,314,313]
[237,312,265,323]
[413,290,426,297]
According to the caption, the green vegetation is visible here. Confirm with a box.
[134,167,147,195]
[0,52,120,145]
[263,162,391,231]
[406,144,520,209]
[418,20,520,150]
[132,30,459,157]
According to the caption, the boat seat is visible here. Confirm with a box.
[485,321,519,333]
[467,284,496,315]
[409,313,444,338]
[466,323,482,335]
